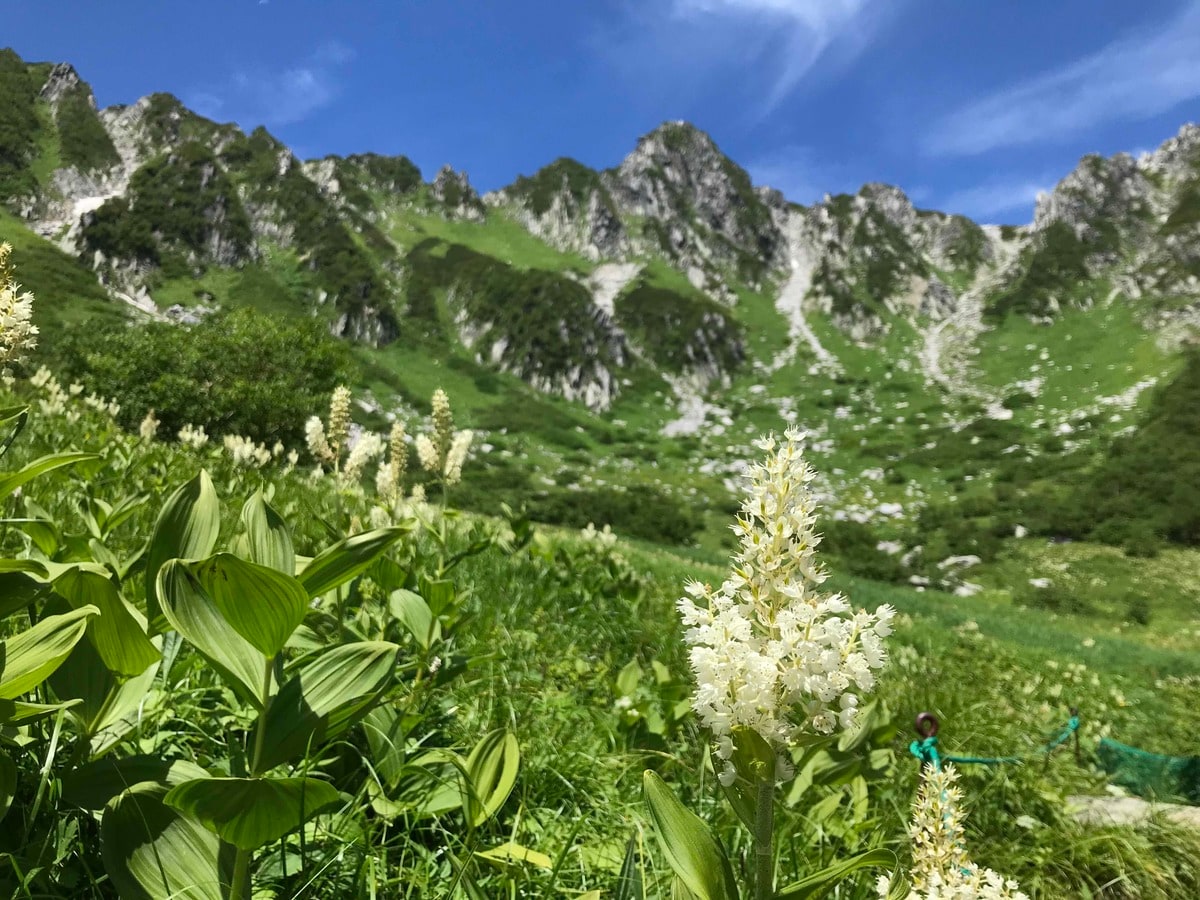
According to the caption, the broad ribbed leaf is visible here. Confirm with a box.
[0,605,97,699]
[254,641,399,773]
[65,756,209,811]
[721,727,777,832]
[643,771,738,900]
[0,750,15,823]
[186,554,308,658]
[0,451,97,502]
[465,729,521,828]
[54,568,159,677]
[0,559,47,577]
[616,833,646,900]
[298,526,408,599]
[165,776,340,851]
[475,842,553,869]
[0,572,45,619]
[157,560,265,708]
[389,589,438,649]
[101,781,231,900]
[774,848,897,899]
[241,491,294,575]
[144,471,220,633]
[0,698,79,725]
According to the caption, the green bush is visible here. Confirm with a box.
[614,281,743,375]
[55,83,120,172]
[0,49,40,198]
[58,307,352,445]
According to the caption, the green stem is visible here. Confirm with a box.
[754,776,775,900]
[230,656,275,900]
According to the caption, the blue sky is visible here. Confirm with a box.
[7,0,1200,223]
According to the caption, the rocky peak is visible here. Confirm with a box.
[38,62,87,106]
[607,121,784,281]
[431,164,484,221]
[1033,152,1152,240]
[1140,123,1200,184]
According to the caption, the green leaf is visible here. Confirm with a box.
[0,572,46,619]
[389,589,438,649]
[53,568,159,677]
[0,698,80,725]
[157,560,265,708]
[643,770,739,900]
[617,660,643,696]
[298,526,408,599]
[185,554,308,658]
[144,471,221,633]
[64,756,210,811]
[837,700,882,753]
[475,842,553,869]
[721,727,778,831]
[164,776,340,851]
[0,558,47,577]
[774,848,897,899]
[0,451,97,502]
[615,833,646,900]
[241,490,295,575]
[101,781,232,900]
[253,641,399,773]
[464,729,521,828]
[0,605,98,699]
[0,750,15,824]
[0,404,28,459]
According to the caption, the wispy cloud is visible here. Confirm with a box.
[938,176,1050,223]
[926,2,1200,157]
[188,41,354,128]
[595,0,889,117]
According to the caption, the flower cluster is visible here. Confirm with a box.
[139,409,160,442]
[177,423,210,450]
[678,428,894,783]
[341,430,385,488]
[581,522,618,548]
[415,388,473,486]
[375,420,408,507]
[879,766,1029,900]
[0,243,38,378]
[29,368,82,423]
[223,434,275,468]
[306,385,353,470]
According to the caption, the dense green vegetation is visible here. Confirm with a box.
[507,157,615,216]
[81,142,253,273]
[0,49,41,198]
[54,82,120,173]
[56,307,352,445]
[615,281,743,374]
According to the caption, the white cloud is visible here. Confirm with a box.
[939,177,1049,223]
[926,2,1200,157]
[596,0,888,116]
[188,42,353,128]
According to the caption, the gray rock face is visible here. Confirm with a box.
[489,178,631,261]
[431,165,485,221]
[39,63,86,106]
[605,122,785,280]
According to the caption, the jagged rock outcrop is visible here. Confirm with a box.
[488,158,630,260]
[431,165,485,221]
[605,122,785,284]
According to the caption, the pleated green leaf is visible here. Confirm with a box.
[0,750,15,824]
[253,641,399,773]
[465,729,521,828]
[297,526,408,599]
[53,568,159,677]
[185,554,308,658]
[643,770,738,900]
[0,605,98,699]
[240,490,294,575]
[0,451,97,502]
[65,756,209,811]
[144,471,221,633]
[164,776,340,851]
[157,560,265,708]
[774,848,897,899]
[101,781,231,900]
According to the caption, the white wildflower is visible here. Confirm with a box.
[139,409,160,442]
[879,765,1029,900]
[177,423,210,449]
[0,243,38,377]
[678,428,894,771]
[341,430,385,486]
[443,429,472,485]
[415,434,438,474]
[223,434,271,468]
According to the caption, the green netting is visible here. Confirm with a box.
[1097,737,1200,804]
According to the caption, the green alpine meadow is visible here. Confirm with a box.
[2,16,1200,898]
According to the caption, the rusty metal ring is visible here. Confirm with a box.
[915,712,939,738]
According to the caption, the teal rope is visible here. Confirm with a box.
[909,715,1080,771]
